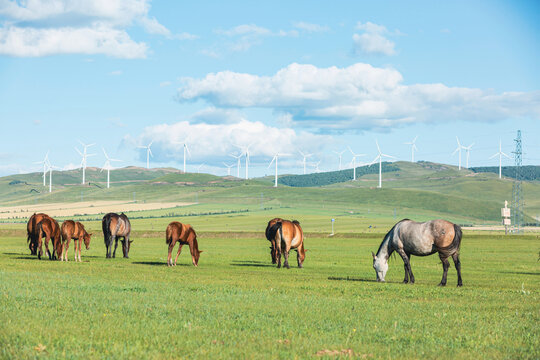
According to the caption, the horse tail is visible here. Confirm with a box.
[166,225,172,245]
[438,224,463,258]
[276,222,283,244]
[102,214,111,245]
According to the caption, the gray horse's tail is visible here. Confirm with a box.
[273,221,283,244]
[438,224,462,258]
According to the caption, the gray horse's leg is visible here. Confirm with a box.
[438,257,450,286]
[452,253,463,287]
[397,249,413,284]
[283,241,290,269]
[275,241,282,269]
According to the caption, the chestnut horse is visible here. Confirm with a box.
[102,213,132,258]
[60,220,92,262]
[27,213,49,255]
[273,220,306,269]
[166,221,202,266]
[265,218,283,264]
[372,219,463,286]
[36,216,62,260]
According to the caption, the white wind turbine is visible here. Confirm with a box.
[229,153,242,178]
[34,151,50,186]
[138,141,153,169]
[173,140,191,173]
[234,143,254,179]
[463,142,474,169]
[299,150,313,175]
[314,160,322,173]
[223,163,234,176]
[101,148,122,189]
[75,141,95,185]
[348,146,365,181]
[333,150,346,171]
[369,140,396,188]
[45,161,60,193]
[404,136,418,162]
[268,153,290,187]
[197,163,205,174]
[490,139,510,179]
[452,137,463,170]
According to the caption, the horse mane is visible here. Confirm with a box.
[292,220,300,225]
[377,219,410,258]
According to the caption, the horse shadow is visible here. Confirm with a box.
[328,276,378,283]
[230,260,275,268]
[132,261,190,267]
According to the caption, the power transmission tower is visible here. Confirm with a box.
[511,130,523,234]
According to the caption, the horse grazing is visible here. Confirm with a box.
[60,220,92,262]
[265,218,283,264]
[372,219,463,286]
[273,220,306,269]
[166,221,202,267]
[27,213,49,255]
[102,213,132,258]
[36,216,62,260]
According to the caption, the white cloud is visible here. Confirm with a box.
[136,119,329,165]
[159,81,171,87]
[0,0,183,58]
[176,63,540,131]
[353,21,396,56]
[109,70,123,75]
[216,24,271,37]
[214,23,299,52]
[293,21,329,33]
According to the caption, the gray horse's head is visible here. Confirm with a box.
[372,252,388,282]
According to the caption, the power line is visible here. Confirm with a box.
[511,130,523,234]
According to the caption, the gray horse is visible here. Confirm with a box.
[372,219,463,286]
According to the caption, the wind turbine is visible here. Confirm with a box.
[173,140,191,173]
[404,136,418,162]
[369,140,396,188]
[452,137,463,170]
[333,150,346,171]
[229,153,242,178]
[46,161,60,193]
[268,153,290,187]
[75,141,96,185]
[348,146,365,181]
[34,151,50,186]
[197,163,205,174]
[101,148,121,189]
[223,163,234,176]
[463,142,474,169]
[490,139,510,179]
[314,160,322,173]
[299,151,313,175]
[138,141,153,169]
[234,143,254,179]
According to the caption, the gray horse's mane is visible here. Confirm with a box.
[376,219,411,259]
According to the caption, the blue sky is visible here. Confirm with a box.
[0,0,539,177]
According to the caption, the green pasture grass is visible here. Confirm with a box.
[0,224,538,359]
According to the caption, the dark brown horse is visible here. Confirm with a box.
[372,219,463,286]
[273,220,306,269]
[166,221,202,267]
[102,213,132,258]
[27,213,49,255]
[36,216,62,260]
[265,218,283,264]
[60,220,92,262]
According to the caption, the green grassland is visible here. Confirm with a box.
[0,220,538,359]
[0,163,539,358]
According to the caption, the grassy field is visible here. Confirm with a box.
[0,214,538,359]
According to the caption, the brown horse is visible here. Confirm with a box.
[102,213,132,258]
[60,220,92,262]
[166,221,202,267]
[372,219,463,286]
[27,213,49,255]
[265,218,283,264]
[273,220,306,269]
[36,216,62,260]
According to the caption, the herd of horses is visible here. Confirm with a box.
[25,212,464,286]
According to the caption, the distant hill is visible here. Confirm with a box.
[470,166,540,181]
[279,162,399,187]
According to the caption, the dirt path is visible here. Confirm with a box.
[0,201,194,219]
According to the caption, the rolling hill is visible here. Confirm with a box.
[1,162,539,225]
